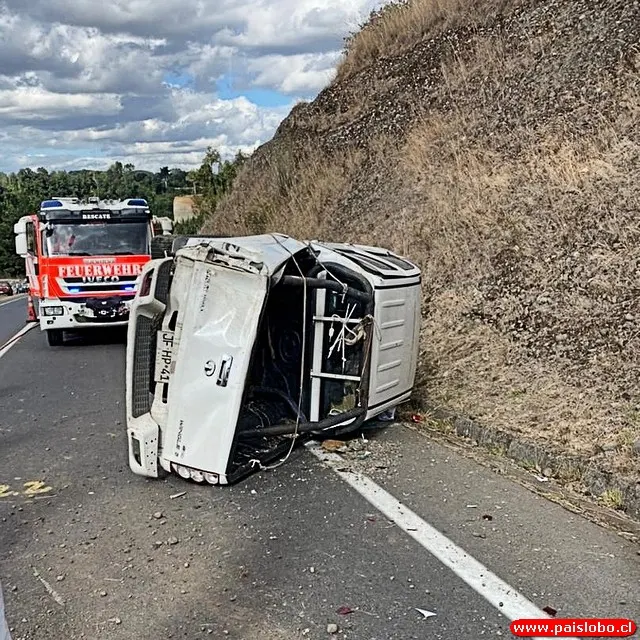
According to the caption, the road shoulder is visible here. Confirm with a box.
[324,422,640,621]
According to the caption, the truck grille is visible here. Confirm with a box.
[132,315,160,417]
[60,295,135,303]
[59,276,139,295]
[154,260,172,304]
[130,261,173,418]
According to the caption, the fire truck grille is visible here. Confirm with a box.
[131,314,160,418]
[60,276,139,295]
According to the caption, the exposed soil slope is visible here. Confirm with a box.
[203,0,640,498]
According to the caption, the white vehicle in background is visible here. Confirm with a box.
[0,581,11,640]
[125,234,421,485]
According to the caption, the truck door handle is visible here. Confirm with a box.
[216,355,233,387]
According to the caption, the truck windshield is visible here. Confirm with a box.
[45,222,150,257]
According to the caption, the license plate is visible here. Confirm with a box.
[154,330,175,383]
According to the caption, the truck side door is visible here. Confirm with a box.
[25,220,41,298]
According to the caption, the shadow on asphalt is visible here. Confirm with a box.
[54,327,128,347]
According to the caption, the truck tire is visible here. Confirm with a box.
[46,329,64,347]
[150,235,175,259]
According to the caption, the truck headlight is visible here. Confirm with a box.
[43,306,63,316]
[203,472,219,485]
[189,469,205,483]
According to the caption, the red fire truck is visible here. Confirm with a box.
[14,197,173,346]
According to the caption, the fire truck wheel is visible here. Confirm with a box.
[46,329,64,347]
[150,235,175,259]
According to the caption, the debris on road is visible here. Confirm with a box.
[125,234,421,486]
[415,608,437,619]
[32,568,65,607]
[336,606,354,615]
[321,440,348,453]
[327,623,339,634]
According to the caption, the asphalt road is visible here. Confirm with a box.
[0,296,26,347]
[0,320,638,639]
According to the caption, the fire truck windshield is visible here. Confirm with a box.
[45,222,150,257]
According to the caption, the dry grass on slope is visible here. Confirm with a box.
[205,0,640,482]
[402,105,640,470]
[390,22,640,475]
[336,0,521,81]
[202,143,366,239]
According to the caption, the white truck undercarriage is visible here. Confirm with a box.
[125,234,421,485]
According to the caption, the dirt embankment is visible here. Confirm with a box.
[203,0,640,513]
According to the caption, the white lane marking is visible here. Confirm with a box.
[0,294,26,309]
[0,323,36,359]
[306,442,577,640]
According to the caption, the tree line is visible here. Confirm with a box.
[0,148,247,276]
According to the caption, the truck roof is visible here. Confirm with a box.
[40,198,149,212]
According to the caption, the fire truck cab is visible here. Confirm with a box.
[14,197,173,346]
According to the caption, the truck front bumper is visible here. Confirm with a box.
[39,297,132,330]
[127,415,160,478]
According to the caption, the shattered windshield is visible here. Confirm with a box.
[44,222,150,257]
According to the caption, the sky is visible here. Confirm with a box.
[0,0,388,173]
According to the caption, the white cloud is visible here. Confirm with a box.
[0,88,122,119]
[0,0,389,172]
[248,52,341,93]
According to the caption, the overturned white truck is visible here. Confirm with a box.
[125,234,421,485]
